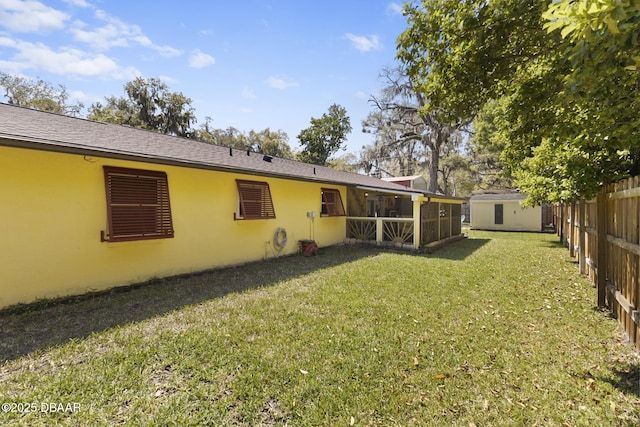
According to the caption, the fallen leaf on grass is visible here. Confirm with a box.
[350,416,355,425]
[299,369,308,375]
[434,373,451,380]
[413,356,419,366]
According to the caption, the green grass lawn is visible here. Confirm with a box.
[1,231,639,426]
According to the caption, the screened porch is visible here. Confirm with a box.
[344,186,464,250]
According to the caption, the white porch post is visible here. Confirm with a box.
[412,195,421,249]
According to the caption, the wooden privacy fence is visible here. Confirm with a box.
[553,176,640,350]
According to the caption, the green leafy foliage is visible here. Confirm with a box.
[247,128,294,159]
[88,77,196,137]
[467,98,513,190]
[196,122,294,159]
[0,72,84,116]
[397,0,640,203]
[297,104,352,166]
[397,0,551,124]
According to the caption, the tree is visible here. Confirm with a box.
[396,0,551,124]
[363,65,465,193]
[195,121,294,159]
[361,109,426,178]
[196,125,248,149]
[328,152,359,173]
[437,132,470,196]
[467,97,513,190]
[396,0,640,203]
[0,72,84,116]
[361,67,431,179]
[297,104,352,166]
[247,128,293,159]
[192,116,217,143]
[88,77,196,137]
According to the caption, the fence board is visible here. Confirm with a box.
[554,175,640,350]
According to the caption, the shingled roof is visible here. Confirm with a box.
[0,103,420,195]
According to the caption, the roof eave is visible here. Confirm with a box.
[355,185,423,197]
[0,135,410,190]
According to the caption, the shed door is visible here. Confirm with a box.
[495,204,504,225]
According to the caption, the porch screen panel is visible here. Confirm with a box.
[421,202,439,244]
[321,188,345,216]
[451,204,462,236]
[236,180,276,219]
[104,166,174,242]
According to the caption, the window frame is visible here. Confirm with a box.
[236,179,276,220]
[320,188,346,217]
[102,166,174,242]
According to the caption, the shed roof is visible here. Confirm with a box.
[469,190,527,202]
[0,103,419,195]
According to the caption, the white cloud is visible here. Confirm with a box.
[240,107,252,113]
[70,21,129,50]
[157,75,178,84]
[386,2,404,16]
[0,0,69,33]
[130,35,180,57]
[156,44,182,57]
[344,33,382,52]
[69,9,180,57]
[0,37,140,79]
[189,49,215,68]
[355,91,367,99]
[63,0,90,7]
[241,86,255,99]
[265,75,299,90]
[69,89,88,101]
[0,35,17,47]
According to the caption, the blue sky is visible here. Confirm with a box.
[0,0,409,154]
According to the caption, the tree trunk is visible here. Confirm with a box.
[440,169,449,195]
[428,139,439,193]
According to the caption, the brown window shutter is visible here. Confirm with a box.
[104,166,174,242]
[236,180,276,219]
[321,188,345,216]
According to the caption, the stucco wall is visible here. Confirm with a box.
[470,200,541,232]
[0,145,346,308]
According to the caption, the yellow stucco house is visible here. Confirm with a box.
[0,103,464,309]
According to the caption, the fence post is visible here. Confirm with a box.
[579,199,586,274]
[569,202,576,258]
[596,190,608,307]
[560,204,565,245]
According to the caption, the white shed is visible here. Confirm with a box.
[470,190,542,232]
